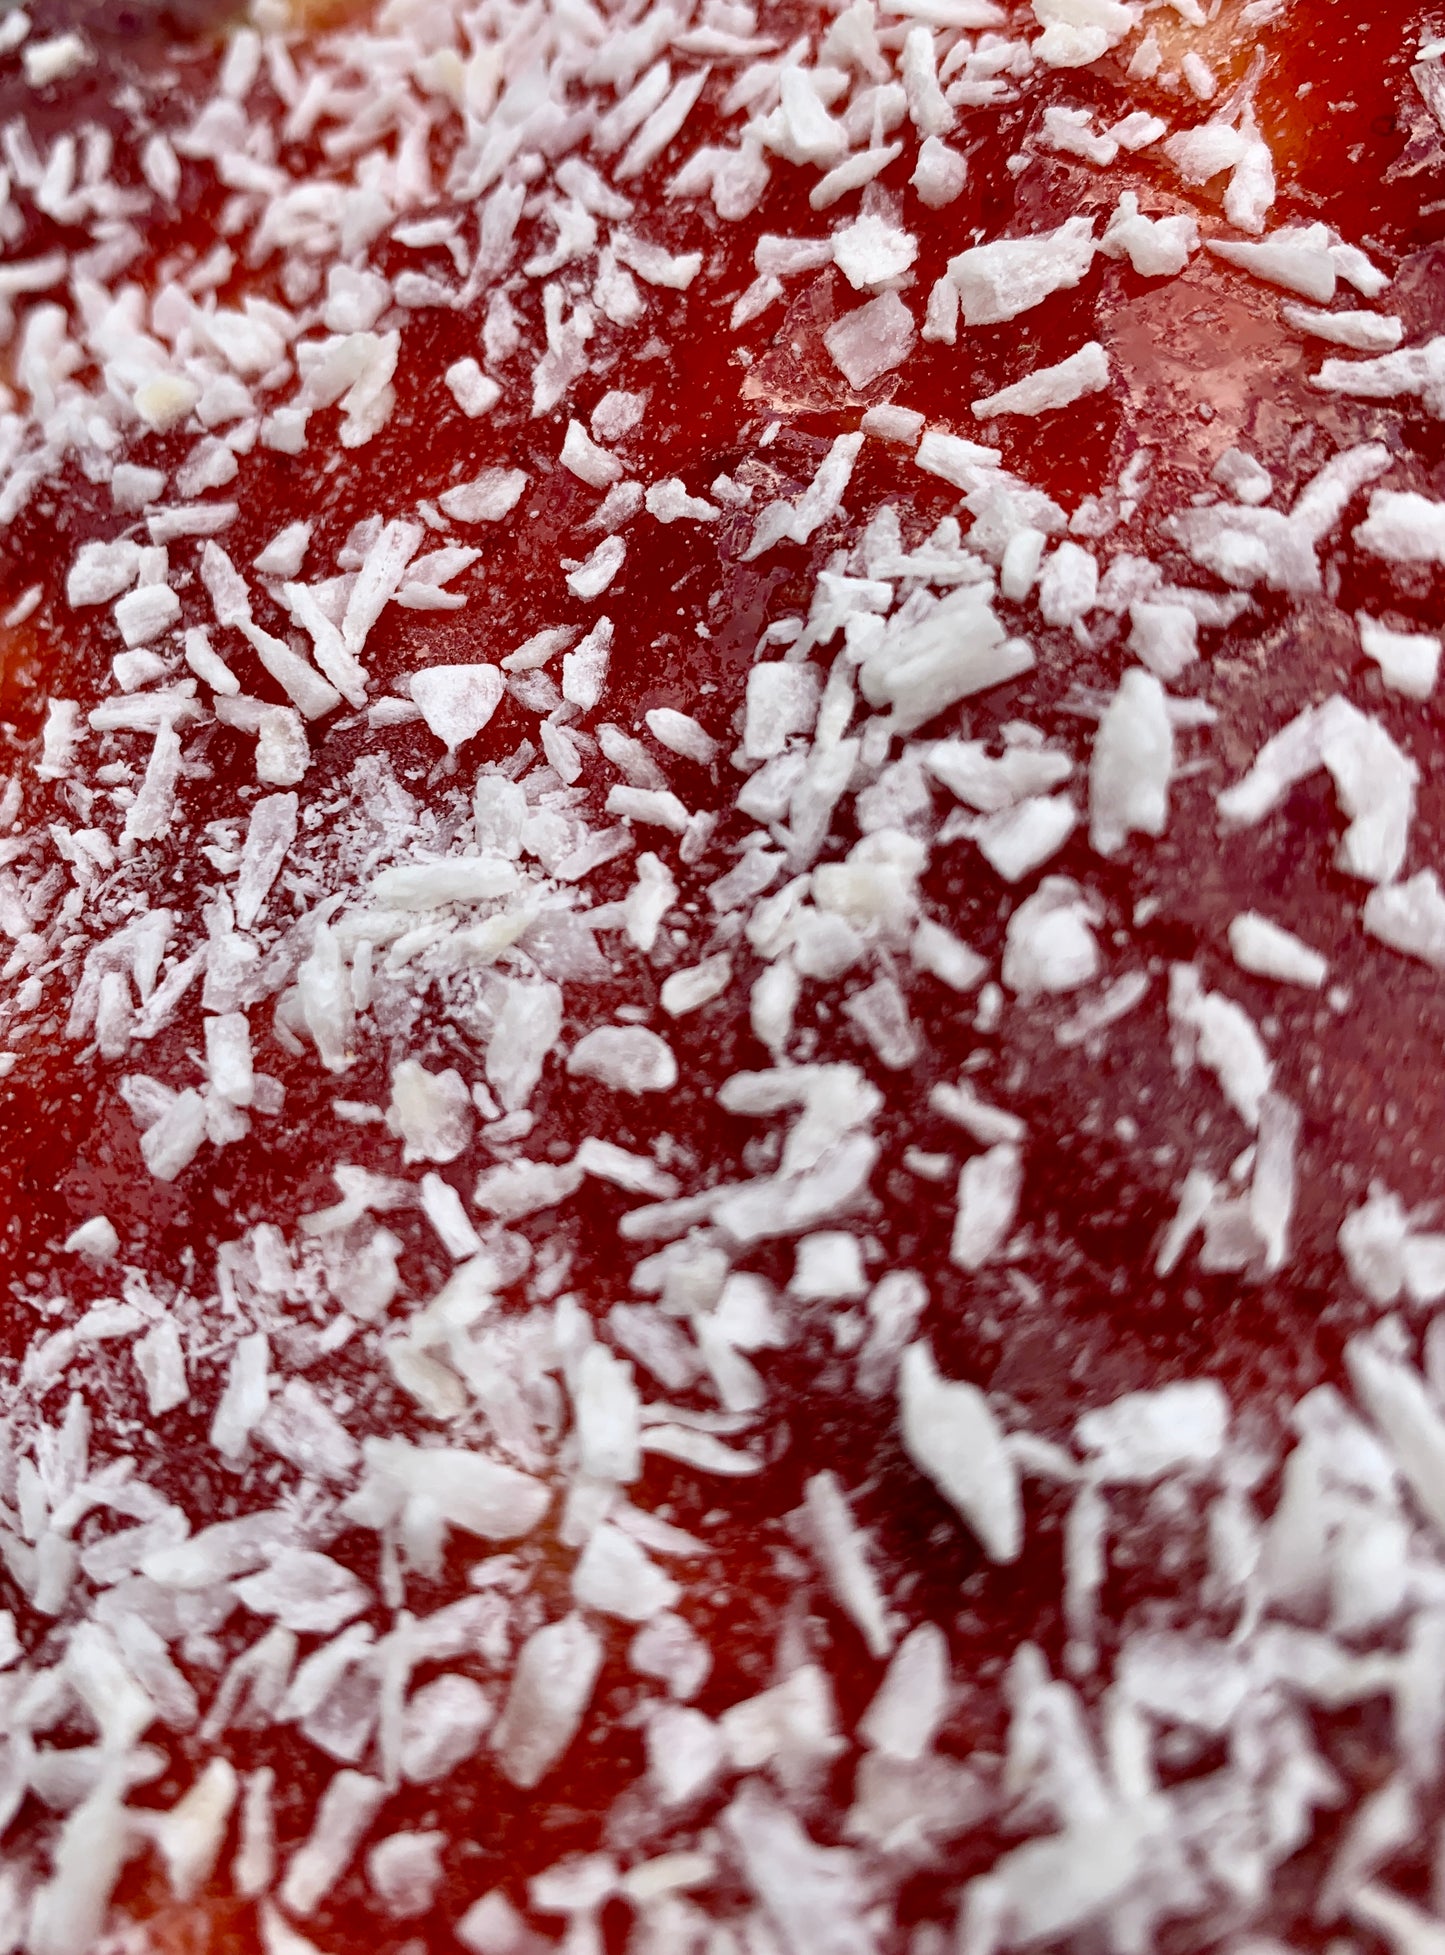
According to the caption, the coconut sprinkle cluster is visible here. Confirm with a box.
[1,0,1445,1949]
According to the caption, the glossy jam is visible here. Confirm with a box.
[1,3,1443,1948]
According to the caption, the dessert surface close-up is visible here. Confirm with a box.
[1,0,1445,1946]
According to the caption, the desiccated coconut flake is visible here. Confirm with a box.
[562,418,624,489]
[949,216,1096,325]
[25,31,91,85]
[387,1059,472,1164]
[420,1173,481,1260]
[115,584,181,648]
[568,1024,678,1093]
[1038,540,1099,626]
[340,519,422,657]
[1213,446,1274,505]
[135,374,201,433]
[1099,192,1198,277]
[1358,613,1442,698]
[803,1470,893,1659]
[1315,338,1445,417]
[147,1758,240,1903]
[446,359,502,418]
[352,1438,550,1561]
[138,1086,208,1182]
[576,1136,680,1199]
[661,954,733,1016]
[898,1340,1021,1562]
[1127,600,1197,680]
[37,697,81,779]
[832,212,918,292]
[567,534,626,600]
[1077,1378,1228,1483]
[1250,1090,1302,1277]
[1207,222,1339,301]
[1363,871,1445,969]
[975,795,1078,881]
[646,1703,724,1807]
[744,432,864,559]
[26,1777,132,1955]
[1346,1335,1445,1543]
[280,1771,386,1918]
[1282,303,1404,352]
[284,582,368,708]
[439,469,529,524]
[1169,964,1273,1128]
[408,663,504,753]
[951,1142,1023,1270]
[913,133,968,205]
[914,429,1003,488]
[1089,668,1173,857]
[1228,912,1328,988]
[111,462,167,511]
[722,1780,875,1955]
[645,478,720,522]
[973,342,1110,419]
[136,1318,188,1417]
[400,1675,493,1787]
[824,290,917,390]
[859,1621,949,1759]
[1219,694,1416,884]
[861,404,926,446]
[206,1011,255,1106]
[1001,877,1100,995]
[614,67,710,183]
[573,1522,681,1621]
[455,1891,532,1955]
[1032,0,1137,66]
[789,1229,868,1301]
[184,625,239,695]
[492,1614,603,1788]
[68,539,142,607]
[1338,1184,1420,1305]
[561,617,614,712]
[368,1832,446,1920]
[209,1330,271,1462]
[233,1545,371,1637]
[254,522,312,578]
[1319,701,1417,885]
[64,1214,119,1264]
[1041,103,1118,166]
[811,142,906,211]
[923,273,960,344]
[1356,488,1445,564]
[863,592,1032,735]
[240,621,342,722]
